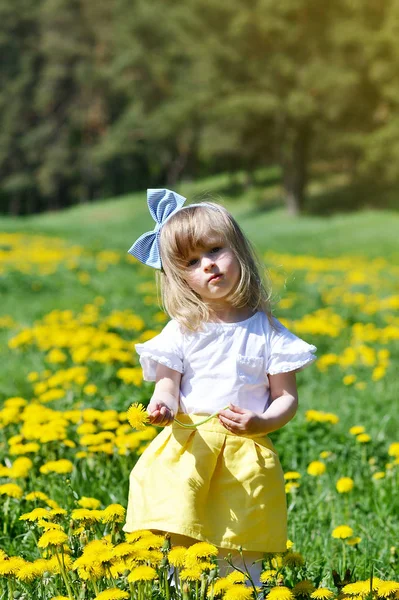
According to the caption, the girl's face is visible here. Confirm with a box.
[183,237,241,306]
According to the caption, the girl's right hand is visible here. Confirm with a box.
[147,400,175,427]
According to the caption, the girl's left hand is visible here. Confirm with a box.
[218,404,269,437]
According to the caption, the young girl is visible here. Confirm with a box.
[123,188,316,582]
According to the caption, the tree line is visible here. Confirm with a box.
[1,0,398,215]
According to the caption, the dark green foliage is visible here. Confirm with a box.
[0,0,399,214]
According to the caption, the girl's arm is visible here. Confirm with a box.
[218,371,298,436]
[262,371,298,433]
[147,363,182,427]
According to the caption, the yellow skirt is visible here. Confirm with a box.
[123,413,287,552]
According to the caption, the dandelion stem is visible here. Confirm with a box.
[174,405,230,428]
[55,548,75,600]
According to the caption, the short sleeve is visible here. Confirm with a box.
[266,317,317,375]
[135,320,184,381]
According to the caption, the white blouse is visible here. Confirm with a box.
[135,311,317,415]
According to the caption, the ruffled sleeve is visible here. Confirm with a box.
[135,320,184,381]
[266,317,317,375]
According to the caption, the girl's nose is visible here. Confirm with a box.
[202,255,215,270]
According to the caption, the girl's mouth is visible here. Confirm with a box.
[209,274,222,283]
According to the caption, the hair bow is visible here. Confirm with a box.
[127,189,187,269]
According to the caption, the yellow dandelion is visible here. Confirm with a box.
[342,581,371,596]
[127,403,149,431]
[284,472,301,480]
[226,572,247,584]
[71,508,103,524]
[180,566,203,581]
[377,581,399,598]
[307,461,326,476]
[356,434,371,444]
[285,482,300,493]
[319,451,331,459]
[346,537,362,546]
[293,580,316,596]
[25,491,49,502]
[210,577,232,596]
[283,552,305,568]
[0,483,24,498]
[50,596,70,600]
[93,590,129,600]
[37,530,68,548]
[168,546,187,568]
[0,556,26,576]
[39,459,74,474]
[332,525,353,539]
[224,586,253,600]
[349,426,365,435]
[20,508,51,522]
[268,586,295,600]
[186,541,218,560]
[388,443,399,458]
[127,565,157,582]
[336,477,354,493]
[15,562,42,583]
[260,570,277,583]
[77,496,101,509]
[310,589,334,600]
[124,530,153,543]
[101,504,126,523]
[372,472,385,480]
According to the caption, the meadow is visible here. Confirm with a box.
[0,184,398,600]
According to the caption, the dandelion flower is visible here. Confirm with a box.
[39,459,74,474]
[211,578,232,596]
[293,580,316,596]
[388,443,399,458]
[37,530,68,548]
[226,572,247,584]
[71,508,103,524]
[307,461,326,476]
[0,556,27,576]
[349,426,365,435]
[168,546,187,568]
[100,504,126,523]
[332,525,353,539]
[127,403,149,431]
[372,472,385,480]
[310,589,334,600]
[336,477,354,493]
[284,472,301,480]
[346,537,362,546]
[93,590,129,600]
[356,434,371,444]
[186,541,218,560]
[377,581,399,598]
[0,483,24,498]
[260,570,277,584]
[127,565,157,582]
[25,491,49,502]
[77,496,101,509]
[267,586,294,600]
[342,581,372,596]
[224,586,253,600]
[20,508,51,522]
[180,565,203,581]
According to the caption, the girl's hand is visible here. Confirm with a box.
[147,400,175,427]
[218,404,269,437]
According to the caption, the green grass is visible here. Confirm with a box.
[0,175,398,597]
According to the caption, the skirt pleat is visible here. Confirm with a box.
[123,413,287,552]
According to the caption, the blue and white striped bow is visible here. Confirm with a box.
[127,189,187,269]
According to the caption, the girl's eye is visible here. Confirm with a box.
[210,246,222,254]
[187,258,198,267]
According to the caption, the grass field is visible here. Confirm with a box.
[0,181,398,599]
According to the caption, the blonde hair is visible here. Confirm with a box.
[156,201,273,332]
